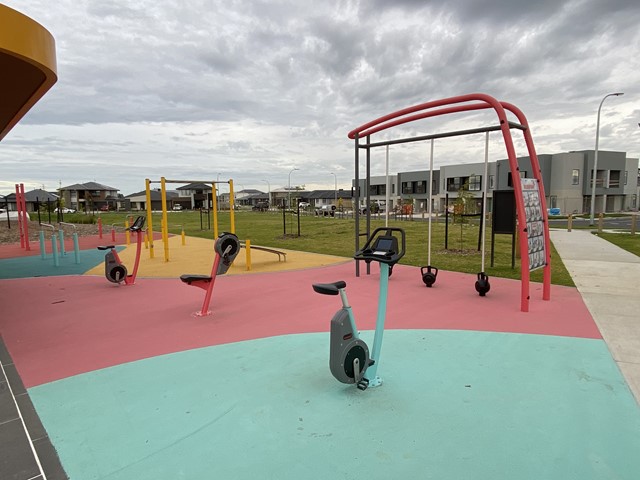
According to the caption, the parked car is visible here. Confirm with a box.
[55,207,75,213]
[172,205,183,211]
[298,202,310,209]
[99,205,111,211]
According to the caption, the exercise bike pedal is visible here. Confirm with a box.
[357,378,369,390]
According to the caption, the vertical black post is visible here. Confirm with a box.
[511,231,516,269]
[47,199,51,224]
[490,229,495,267]
[445,193,449,250]
[297,202,301,237]
[36,197,41,224]
[354,133,360,277]
[365,135,371,275]
[282,199,286,236]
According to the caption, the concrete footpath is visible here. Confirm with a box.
[550,229,640,404]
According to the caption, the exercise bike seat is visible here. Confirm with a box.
[312,281,346,295]
[97,245,115,251]
[180,274,212,285]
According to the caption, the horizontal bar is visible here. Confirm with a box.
[147,179,231,185]
[358,122,525,149]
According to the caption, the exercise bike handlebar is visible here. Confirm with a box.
[354,227,406,265]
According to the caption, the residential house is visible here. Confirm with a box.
[59,182,119,212]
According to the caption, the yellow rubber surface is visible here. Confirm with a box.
[84,235,349,277]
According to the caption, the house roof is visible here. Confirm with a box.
[60,182,118,191]
[305,189,351,200]
[4,189,58,202]
[125,190,178,200]
[176,183,212,191]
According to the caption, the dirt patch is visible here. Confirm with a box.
[0,220,99,245]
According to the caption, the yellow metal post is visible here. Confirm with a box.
[145,178,154,258]
[124,218,130,245]
[161,177,169,262]
[229,179,235,234]
[212,183,218,239]
[246,239,251,271]
[181,226,185,246]
[567,214,572,232]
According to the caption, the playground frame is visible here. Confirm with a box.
[348,93,551,312]
[144,178,235,262]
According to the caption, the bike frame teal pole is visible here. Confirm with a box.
[366,261,390,387]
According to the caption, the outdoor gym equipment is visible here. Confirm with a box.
[97,216,145,285]
[420,138,438,288]
[348,93,551,312]
[144,177,235,262]
[475,132,491,297]
[180,232,240,316]
[312,227,405,390]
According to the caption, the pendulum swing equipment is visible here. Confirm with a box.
[421,138,438,287]
[475,132,491,296]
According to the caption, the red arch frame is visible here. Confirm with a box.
[349,93,551,312]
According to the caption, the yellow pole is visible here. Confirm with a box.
[229,179,236,234]
[124,218,130,245]
[145,178,154,259]
[161,177,169,262]
[212,183,219,239]
[144,229,149,249]
[181,226,185,246]
[246,239,251,271]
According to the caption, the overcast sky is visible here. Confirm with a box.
[2,0,639,196]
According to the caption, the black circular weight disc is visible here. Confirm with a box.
[108,265,127,283]
[343,344,368,380]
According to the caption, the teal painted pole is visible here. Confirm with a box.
[73,233,80,264]
[366,262,390,387]
[58,229,66,256]
[39,231,46,259]
[51,236,59,267]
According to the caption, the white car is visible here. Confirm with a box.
[298,202,310,208]
[55,207,76,213]
[172,205,183,211]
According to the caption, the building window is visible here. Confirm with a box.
[571,169,580,185]
[468,175,481,192]
[489,175,495,189]
[550,196,557,208]
[507,171,526,187]
[609,170,620,188]
[624,171,628,185]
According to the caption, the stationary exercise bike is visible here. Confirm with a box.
[312,227,405,390]
[97,216,145,285]
[180,232,240,316]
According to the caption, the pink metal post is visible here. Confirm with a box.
[15,184,24,248]
[19,184,30,251]
[199,250,223,316]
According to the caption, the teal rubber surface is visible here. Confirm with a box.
[30,330,640,480]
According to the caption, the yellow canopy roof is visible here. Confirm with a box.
[0,4,57,141]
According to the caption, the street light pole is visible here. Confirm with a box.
[262,179,270,207]
[288,168,299,208]
[330,172,337,205]
[590,92,624,225]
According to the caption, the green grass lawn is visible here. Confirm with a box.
[79,210,575,287]
[594,231,640,257]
